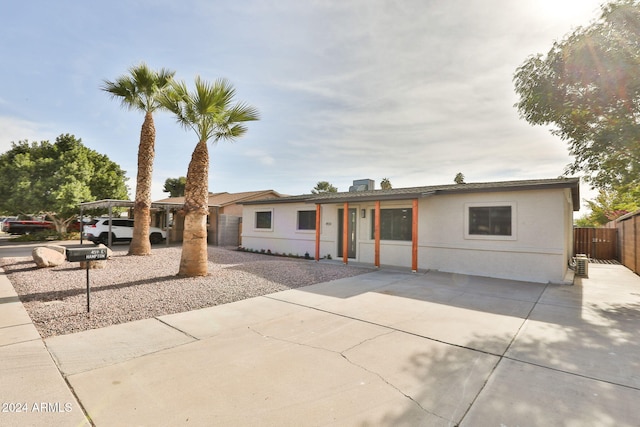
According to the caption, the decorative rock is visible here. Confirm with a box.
[79,260,106,269]
[32,247,66,268]
[45,245,66,255]
[98,244,114,259]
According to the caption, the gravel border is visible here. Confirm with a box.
[0,246,373,338]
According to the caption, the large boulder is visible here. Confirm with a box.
[99,244,113,259]
[45,244,66,255]
[32,247,65,268]
[79,260,107,269]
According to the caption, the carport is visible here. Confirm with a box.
[79,199,183,247]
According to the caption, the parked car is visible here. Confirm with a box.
[2,218,53,234]
[0,217,18,232]
[83,218,166,245]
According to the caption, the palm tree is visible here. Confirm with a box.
[102,63,175,256]
[161,77,259,276]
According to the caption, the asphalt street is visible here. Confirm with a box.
[0,235,83,258]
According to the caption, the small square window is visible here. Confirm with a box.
[297,210,316,230]
[255,211,272,229]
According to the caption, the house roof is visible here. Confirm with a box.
[241,178,581,211]
[154,190,284,208]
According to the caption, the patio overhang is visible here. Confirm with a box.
[78,200,187,247]
[78,199,186,210]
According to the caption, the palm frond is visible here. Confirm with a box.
[102,62,176,113]
[161,75,259,145]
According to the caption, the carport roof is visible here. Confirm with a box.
[78,199,192,210]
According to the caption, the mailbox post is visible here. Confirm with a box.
[66,245,108,313]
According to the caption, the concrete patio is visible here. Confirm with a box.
[1,263,639,426]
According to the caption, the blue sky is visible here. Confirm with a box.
[0,0,604,209]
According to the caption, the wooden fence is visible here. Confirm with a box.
[609,212,640,274]
[573,227,617,260]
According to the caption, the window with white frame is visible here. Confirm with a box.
[465,202,516,240]
[297,210,316,230]
[255,210,272,230]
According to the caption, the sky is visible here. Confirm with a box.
[0,0,607,212]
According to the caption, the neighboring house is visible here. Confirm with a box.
[155,190,283,246]
[240,178,580,284]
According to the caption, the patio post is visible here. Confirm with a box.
[343,202,349,264]
[315,204,321,261]
[374,201,380,267]
[412,199,418,272]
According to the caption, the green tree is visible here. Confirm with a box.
[163,176,187,197]
[514,0,640,190]
[380,178,392,190]
[161,77,259,276]
[102,63,175,256]
[311,181,338,194]
[576,185,640,226]
[454,173,465,184]
[0,134,128,232]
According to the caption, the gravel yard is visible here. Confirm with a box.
[0,246,373,338]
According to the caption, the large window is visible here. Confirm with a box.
[255,211,272,229]
[297,210,316,230]
[468,206,512,236]
[371,208,413,241]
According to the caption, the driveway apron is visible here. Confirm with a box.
[2,264,639,426]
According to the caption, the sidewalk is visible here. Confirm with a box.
[1,264,640,426]
[0,270,90,426]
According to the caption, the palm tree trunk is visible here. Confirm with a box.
[178,139,210,276]
[129,111,155,256]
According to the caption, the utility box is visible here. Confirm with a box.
[575,254,589,278]
[66,245,108,262]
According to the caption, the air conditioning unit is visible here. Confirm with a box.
[575,255,589,277]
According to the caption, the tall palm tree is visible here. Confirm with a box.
[102,63,175,256]
[161,77,259,276]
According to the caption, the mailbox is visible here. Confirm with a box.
[65,244,108,313]
[66,245,108,262]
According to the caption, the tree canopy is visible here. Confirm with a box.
[163,176,187,197]
[0,134,129,231]
[575,185,640,226]
[454,173,465,184]
[311,181,338,194]
[514,0,640,189]
[380,178,392,190]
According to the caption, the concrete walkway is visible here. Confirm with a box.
[1,263,640,426]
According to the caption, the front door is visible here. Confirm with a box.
[337,208,357,258]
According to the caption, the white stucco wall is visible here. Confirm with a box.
[417,189,572,283]
[241,188,574,283]
[241,202,319,257]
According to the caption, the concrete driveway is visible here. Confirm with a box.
[2,263,640,426]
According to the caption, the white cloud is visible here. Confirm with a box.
[0,0,606,207]
[0,116,53,153]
